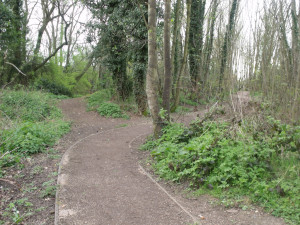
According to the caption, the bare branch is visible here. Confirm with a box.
[5,62,27,76]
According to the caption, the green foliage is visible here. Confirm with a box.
[35,78,73,97]
[142,117,300,224]
[2,198,34,224]
[87,89,112,110]
[40,179,57,198]
[97,102,129,119]
[1,120,70,155]
[0,90,70,171]
[0,90,61,121]
[175,106,192,113]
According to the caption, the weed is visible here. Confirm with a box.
[40,179,57,198]
[22,182,38,193]
[115,123,128,128]
[31,166,43,175]
[97,102,129,119]
[2,198,34,224]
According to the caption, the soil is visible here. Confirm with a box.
[0,97,287,225]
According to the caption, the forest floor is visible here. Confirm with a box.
[54,97,286,225]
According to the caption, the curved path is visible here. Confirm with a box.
[55,98,286,225]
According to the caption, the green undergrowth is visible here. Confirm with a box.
[0,90,70,174]
[87,90,130,119]
[141,114,300,224]
[97,102,129,119]
[87,89,112,111]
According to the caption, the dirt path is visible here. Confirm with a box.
[55,98,286,225]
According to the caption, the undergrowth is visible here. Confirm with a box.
[97,102,129,119]
[141,113,300,224]
[0,90,70,174]
[87,90,130,119]
[87,89,112,111]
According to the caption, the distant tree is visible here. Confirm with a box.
[172,0,192,111]
[218,0,240,93]
[0,0,26,85]
[188,0,206,92]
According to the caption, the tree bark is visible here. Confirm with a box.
[291,0,300,120]
[172,0,192,112]
[162,0,172,119]
[202,0,218,91]
[147,0,163,137]
[218,0,240,93]
[171,0,182,86]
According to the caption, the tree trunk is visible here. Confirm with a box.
[189,0,206,92]
[202,0,218,93]
[171,0,182,98]
[172,0,192,112]
[218,0,239,93]
[147,0,163,137]
[291,0,300,120]
[162,0,172,119]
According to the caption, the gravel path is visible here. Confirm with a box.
[55,98,286,225]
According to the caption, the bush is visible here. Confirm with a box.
[0,90,70,171]
[35,78,72,97]
[0,90,61,121]
[87,90,112,110]
[142,118,300,224]
[1,120,70,155]
[97,102,129,119]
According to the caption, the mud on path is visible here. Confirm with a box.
[55,98,286,225]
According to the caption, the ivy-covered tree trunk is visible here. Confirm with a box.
[6,0,25,84]
[171,0,182,98]
[132,39,148,115]
[172,0,192,112]
[219,0,240,93]
[131,0,148,115]
[202,0,218,93]
[188,0,206,92]
[147,0,163,137]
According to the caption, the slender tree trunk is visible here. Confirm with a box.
[218,0,239,93]
[162,0,172,119]
[171,0,182,92]
[202,0,218,93]
[291,0,300,119]
[172,0,192,112]
[147,0,163,137]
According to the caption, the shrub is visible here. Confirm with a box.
[97,102,129,119]
[35,78,72,97]
[87,90,112,110]
[142,118,300,224]
[1,120,70,155]
[0,90,70,171]
[0,90,61,121]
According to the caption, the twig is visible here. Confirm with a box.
[0,178,20,189]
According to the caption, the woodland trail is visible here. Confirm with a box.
[55,98,286,225]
